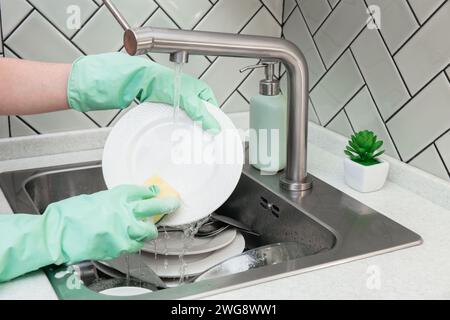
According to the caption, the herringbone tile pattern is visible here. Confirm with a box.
[283,0,450,181]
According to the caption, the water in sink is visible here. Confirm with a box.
[141,216,212,286]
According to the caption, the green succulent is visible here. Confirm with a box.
[345,130,385,166]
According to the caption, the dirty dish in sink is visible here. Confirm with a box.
[102,102,244,227]
[139,232,245,278]
[194,242,306,282]
[99,286,152,296]
[142,228,237,256]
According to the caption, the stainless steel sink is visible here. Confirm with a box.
[0,161,421,299]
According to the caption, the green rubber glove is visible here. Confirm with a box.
[67,52,221,133]
[0,185,179,283]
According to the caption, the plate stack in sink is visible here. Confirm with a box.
[139,225,245,281]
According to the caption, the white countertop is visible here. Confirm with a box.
[1,124,449,300]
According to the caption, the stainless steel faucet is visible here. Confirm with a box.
[103,0,312,191]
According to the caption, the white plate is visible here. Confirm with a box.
[139,232,245,278]
[142,228,237,256]
[99,287,152,296]
[102,102,244,227]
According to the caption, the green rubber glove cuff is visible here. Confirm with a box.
[67,52,221,132]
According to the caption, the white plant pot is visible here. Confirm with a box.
[344,158,389,193]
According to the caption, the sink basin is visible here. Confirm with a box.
[0,160,421,299]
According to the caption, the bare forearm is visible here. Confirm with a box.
[0,58,71,115]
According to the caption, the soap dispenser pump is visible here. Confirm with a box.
[240,61,287,173]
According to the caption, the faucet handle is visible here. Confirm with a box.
[103,0,130,30]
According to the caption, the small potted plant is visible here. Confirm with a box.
[344,130,389,193]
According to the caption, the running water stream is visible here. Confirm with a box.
[173,61,184,123]
[124,62,206,288]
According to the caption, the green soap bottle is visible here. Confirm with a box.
[243,62,287,173]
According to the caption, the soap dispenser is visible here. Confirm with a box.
[240,61,287,173]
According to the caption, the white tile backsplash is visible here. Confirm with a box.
[221,91,249,114]
[408,0,446,24]
[156,0,211,29]
[410,144,449,180]
[344,87,398,158]
[9,116,37,137]
[5,11,82,62]
[298,0,331,34]
[394,2,450,94]
[241,6,281,37]
[20,110,98,134]
[366,0,419,54]
[310,50,364,124]
[283,7,325,87]
[326,110,354,138]
[387,74,450,161]
[73,0,158,54]
[283,0,449,181]
[436,131,450,173]
[195,0,261,33]
[262,0,283,24]
[28,0,98,37]
[0,0,33,38]
[313,0,367,68]
[200,56,258,105]
[0,116,9,138]
[351,28,410,120]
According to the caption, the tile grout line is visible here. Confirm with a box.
[70,3,103,40]
[405,0,422,27]
[343,109,356,134]
[348,48,403,161]
[283,3,297,23]
[23,1,87,56]
[152,0,182,30]
[137,6,160,29]
[236,89,250,104]
[16,116,41,135]
[3,44,22,58]
[191,0,218,30]
[309,23,367,92]
[323,82,365,127]
[237,5,265,34]
[325,0,333,11]
[82,113,102,128]
[361,0,413,98]
[0,3,5,55]
[258,0,283,27]
[405,128,450,164]
[295,3,327,71]
[219,67,260,108]
[444,68,450,83]
[7,116,11,138]
[309,98,322,126]
[3,8,35,43]
[393,0,448,57]
[434,143,450,178]
[385,69,448,124]
[309,0,336,38]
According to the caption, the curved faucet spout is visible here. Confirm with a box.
[102,0,312,191]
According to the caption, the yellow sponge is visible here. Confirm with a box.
[144,176,180,224]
